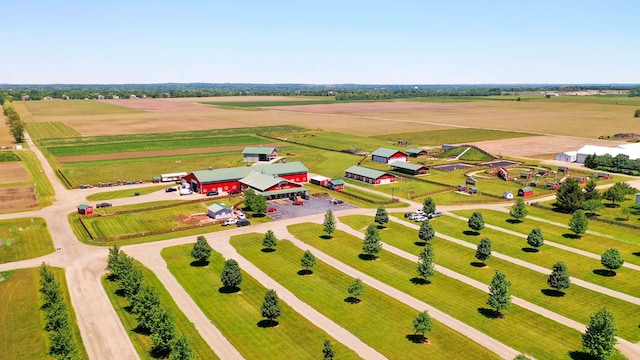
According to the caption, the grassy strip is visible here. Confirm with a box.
[263,129,394,153]
[86,185,171,201]
[14,150,55,207]
[287,223,586,359]
[0,269,53,359]
[22,99,142,116]
[372,128,532,147]
[0,217,54,264]
[202,99,343,107]
[24,122,80,140]
[341,215,640,342]
[161,244,359,359]
[231,233,500,359]
[0,151,21,162]
[459,209,640,267]
[102,260,218,360]
[436,214,640,298]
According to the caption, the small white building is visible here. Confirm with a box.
[207,203,233,219]
[555,151,577,162]
[503,191,514,199]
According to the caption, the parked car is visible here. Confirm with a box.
[267,207,277,213]
[134,192,140,196]
[165,187,177,192]
[236,219,251,227]
[222,218,238,226]
[330,198,344,205]
[301,193,310,200]
[206,190,219,196]
[96,202,112,209]
[229,189,241,195]
[427,211,442,219]
[413,215,428,222]
[237,213,247,220]
[292,200,304,206]
[404,212,413,218]
[415,209,425,215]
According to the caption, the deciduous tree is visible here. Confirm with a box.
[261,289,281,326]
[252,195,268,214]
[412,311,433,343]
[568,210,589,237]
[374,206,389,227]
[323,210,336,238]
[526,227,544,250]
[582,308,617,359]
[422,197,436,215]
[487,270,511,318]
[362,224,382,259]
[262,230,277,250]
[582,199,604,216]
[547,261,571,293]
[322,339,335,360]
[509,199,528,222]
[190,236,211,263]
[416,244,436,283]
[300,250,316,274]
[347,278,365,303]
[475,238,492,265]
[603,183,626,207]
[468,211,485,233]
[220,259,242,289]
[170,336,194,360]
[417,220,435,244]
[601,249,624,275]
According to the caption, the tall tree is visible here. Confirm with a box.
[362,224,382,260]
[190,236,211,264]
[475,238,492,265]
[260,289,282,326]
[347,278,365,303]
[374,206,389,227]
[526,227,544,250]
[583,179,601,201]
[487,270,512,318]
[262,230,278,250]
[243,189,257,210]
[601,249,624,275]
[220,259,243,290]
[131,285,161,331]
[568,210,589,237]
[582,308,617,359]
[107,245,122,275]
[509,199,528,222]
[323,209,336,238]
[322,339,335,360]
[150,306,176,357]
[412,311,434,343]
[554,178,584,213]
[547,261,571,293]
[422,197,436,215]
[417,220,435,244]
[468,211,485,233]
[300,250,316,274]
[416,243,436,283]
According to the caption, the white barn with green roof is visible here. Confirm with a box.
[243,147,278,162]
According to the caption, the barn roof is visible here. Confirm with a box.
[520,187,534,192]
[406,148,426,155]
[190,162,308,184]
[345,165,389,179]
[391,162,428,171]
[329,179,345,185]
[77,204,91,209]
[207,203,231,213]
[240,171,289,191]
[243,147,277,155]
[371,147,406,158]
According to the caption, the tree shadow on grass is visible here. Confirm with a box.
[463,230,480,236]
[522,247,539,253]
[633,252,640,257]
[477,307,502,319]
[414,241,427,246]
[568,350,596,360]
[253,213,267,218]
[190,260,209,267]
[133,324,151,336]
[319,235,333,240]
[562,233,581,239]
[406,334,428,344]
[541,289,566,297]
[344,297,361,304]
[257,319,279,328]
[376,225,387,230]
[297,269,313,276]
[470,262,487,268]
[604,203,620,208]
[218,286,241,294]
[593,269,616,277]
[261,248,276,253]
[358,254,377,261]
[410,277,431,285]
[114,288,126,297]
[506,219,523,224]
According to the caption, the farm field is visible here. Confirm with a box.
[0,152,44,211]
[372,128,533,146]
[162,244,360,359]
[0,161,30,183]
[86,184,171,201]
[24,122,81,140]
[231,233,500,359]
[287,223,587,359]
[0,217,54,264]
[340,214,640,342]
[14,150,55,208]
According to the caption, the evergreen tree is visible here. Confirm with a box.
[547,261,571,293]
[412,311,434,343]
[261,289,282,326]
[509,199,528,222]
[487,270,512,318]
[300,250,316,274]
[468,211,485,233]
[262,230,278,250]
[583,154,598,169]
[107,245,122,275]
[526,227,544,250]
[475,238,492,265]
[374,206,389,227]
[554,178,584,213]
[582,308,617,359]
[190,235,211,264]
[220,259,243,289]
[45,300,69,331]
[170,336,194,360]
[422,197,436,215]
[417,220,435,244]
[347,278,365,303]
[49,326,77,358]
[322,339,335,360]
[416,244,436,283]
[583,179,601,201]
[362,224,382,259]
[568,210,589,237]
[323,209,336,238]
[601,249,624,275]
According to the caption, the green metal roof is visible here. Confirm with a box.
[191,161,308,184]
[371,147,406,158]
[406,148,425,154]
[391,162,428,171]
[520,187,534,192]
[207,203,232,213]
[329,179,344,185]
[77,204,91,209]
[257,186,309,197]
[241,171,287,191]
[243,147,277,155]
[345,165,389,179]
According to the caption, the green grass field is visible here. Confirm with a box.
[161,244,360,359]
[0,151,21,162]
[340,214,640,342]
[0,217,54,264]
[373,128,533,146]
[14,150,55,207]
[264,129,396,153]
[287,223,587,359]
[231,233,500,359]
[25,122,81,140]
[22,99,142,116]
[86,185,173,201]
[102,260,218,360]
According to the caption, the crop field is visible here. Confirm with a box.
[24,122,81,140]
[203,99,344,108]
[372,128,533,146]
[264,129,396,153]
[0,162,30,183]
[19,99,142,116]
[0,217,54,264]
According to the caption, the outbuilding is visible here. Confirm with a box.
[574,176,586,184]
[546,181,559,190]
[309,175,330,187]
[345,166,396,185]
[466,176,477,186]
[77,204,94,215]
[328,179,345,191]
[406,148,428,157]
[555,151,577,162]
[518,187,534,197]
[207,203,233,219]
[391,161,429,175]
[371,147,408,164]
[558,166,569,174]
[242,147,278,162]
[161,172,188,182]
[597,172,610,180]
[503,191,514,199]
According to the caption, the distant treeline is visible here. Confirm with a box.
[0,83,638,100]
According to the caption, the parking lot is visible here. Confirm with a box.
[266,196,355,220]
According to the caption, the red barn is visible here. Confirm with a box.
[328,179,345,191]
[371,147,408,164]
[77,204,94,215]
[345,166,396,185]
[518,187,534,197]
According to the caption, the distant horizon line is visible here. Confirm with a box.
[1,82,639,87]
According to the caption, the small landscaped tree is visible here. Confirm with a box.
[260,289,282,327]
[374,206,389,228]
[243,189,257,210]
[362,224,382,260]
[601,249,624,276]
[416,243,436,283]
[468,211,485,234]
[487,270,511,318]
[554,178,584,213]
[220,259,242,290]
[170,335,194,360]
[509,199,528,222]
[547,261,571,294]
[322,339,335,360]
[513,355,531,360]
[603,183,626,207]
[422,197,436,215]
[526,227,544,251]
[190,236,211,264]
[150,306,176,357]
[411,311,433,344]
[323,210,336,238]
[582,308,617,360]
[347,278,365,304]
[252,195,268,214]
[475,238,492,265]
[300,250,316,275]
[568,210,589,237]
[583,179,601,201]
[417,220,435,244]
[582,199,604,216]
[262,230,278,251]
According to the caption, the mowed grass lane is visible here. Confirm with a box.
[162,245,359,360]
[372,128,532,146]
[436,214,640,298]
[102,260,218,360]
[0,218,55,264]
[340,215,640,342]
[287,223,584,359]
[231,233,499,359]
[459,209,640,267]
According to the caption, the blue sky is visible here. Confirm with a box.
[3,1,638,84]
